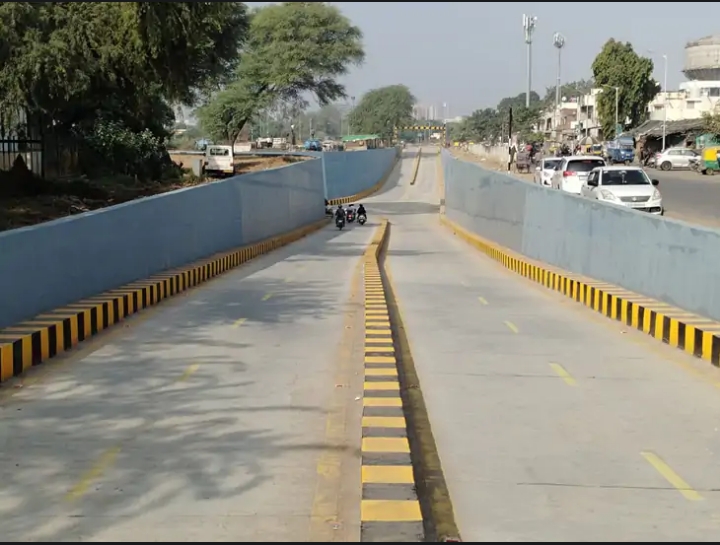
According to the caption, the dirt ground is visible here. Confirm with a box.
[449,148,534,182]
[168,153,305,174]
[0,155,308,233]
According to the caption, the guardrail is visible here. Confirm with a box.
[442,149,720,323]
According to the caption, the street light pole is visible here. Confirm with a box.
[662,54,668,151]
[522,15,537,108]
[614,86,620,137]
[553,33,566,136]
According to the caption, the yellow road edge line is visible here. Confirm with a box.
[309,240,366,542]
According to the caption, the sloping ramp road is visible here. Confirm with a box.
[363,146,720,542]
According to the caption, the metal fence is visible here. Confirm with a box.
[0,110,79,180]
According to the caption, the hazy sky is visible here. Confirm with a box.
[247,2,720,116]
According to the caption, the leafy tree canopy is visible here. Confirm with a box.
[348,85,415,140]
[454,91,543,143]
[0,2,249,179]
[591,39,659,138]
[0,2,249,129]
[197,2,365,143]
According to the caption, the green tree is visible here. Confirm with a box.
[198,2,364,143]
[591,39,659,138]
[0,2,249,178]
[463,108,501,142]
[497,91,540,112]
[348,85,415,139]
[0,3,249,126]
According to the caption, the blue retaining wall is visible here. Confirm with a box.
[442,149,720,322]
[324,149,397,200]
[0,159,325,329]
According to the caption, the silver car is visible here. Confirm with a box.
[653,148,698,171]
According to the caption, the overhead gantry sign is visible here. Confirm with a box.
[394,124,447,143]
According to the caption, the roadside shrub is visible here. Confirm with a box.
[75,120,178,182]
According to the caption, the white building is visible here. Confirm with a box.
[648,80,720,121]
[539,89,603,139]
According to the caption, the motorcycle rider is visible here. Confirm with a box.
[357,204,367,218]
[335,205,345,221]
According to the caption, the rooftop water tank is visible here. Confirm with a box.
[684,35,720,81]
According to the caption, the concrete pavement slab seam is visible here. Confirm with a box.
[328,151,401,205]
[0,218,329,383]
[410,149,422,186]
[359,220,461,543]
[440,214,720,368]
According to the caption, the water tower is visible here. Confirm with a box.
[684,35,720,81]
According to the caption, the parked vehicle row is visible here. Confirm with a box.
[533,156,664,215]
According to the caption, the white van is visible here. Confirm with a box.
[551,155,606,194]
[204,145,235,176]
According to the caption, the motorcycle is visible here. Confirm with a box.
[335,216,345,230]
[346,208,356,223]
[357,214,367,225]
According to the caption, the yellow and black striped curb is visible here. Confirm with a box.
[440,215,720,366]
[359,219,424,541]
[328,155,400,206]
[0,218,330,383]
[363,222,462,542]
[410,149,422,186]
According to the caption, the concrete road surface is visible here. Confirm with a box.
[364,146,720,541]
[648,168,720,228]
[0,216,381,541]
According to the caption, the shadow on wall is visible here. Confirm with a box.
[324,148,398,200]
[0,159,326,329]
[442,149,720,322]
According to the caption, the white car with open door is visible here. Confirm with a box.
[580,166,663,215]
[534,157,562,186]
[551,156,606,194]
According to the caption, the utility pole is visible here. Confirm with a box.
[614,87,620,137]
[553,32,565,136]
[662,54,668,151]
[522,14,538,108]
[348,96,356,136]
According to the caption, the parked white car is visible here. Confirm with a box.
[653,147,698,171]
[580,166,663,215]
[551,156,606,194]
[534,157,562,186]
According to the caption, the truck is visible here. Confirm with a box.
[605,136,635,164]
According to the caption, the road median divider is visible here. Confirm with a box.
[0,218,329,384]
[360,219,461,542]
[441,214,720,367]
[410,149,422,185]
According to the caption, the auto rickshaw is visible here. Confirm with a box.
[699,146,720,175]
[588,144,604,157]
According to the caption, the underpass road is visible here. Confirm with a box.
[0,218,379,541]
[649,168,720,228]
[368,146,720,541]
